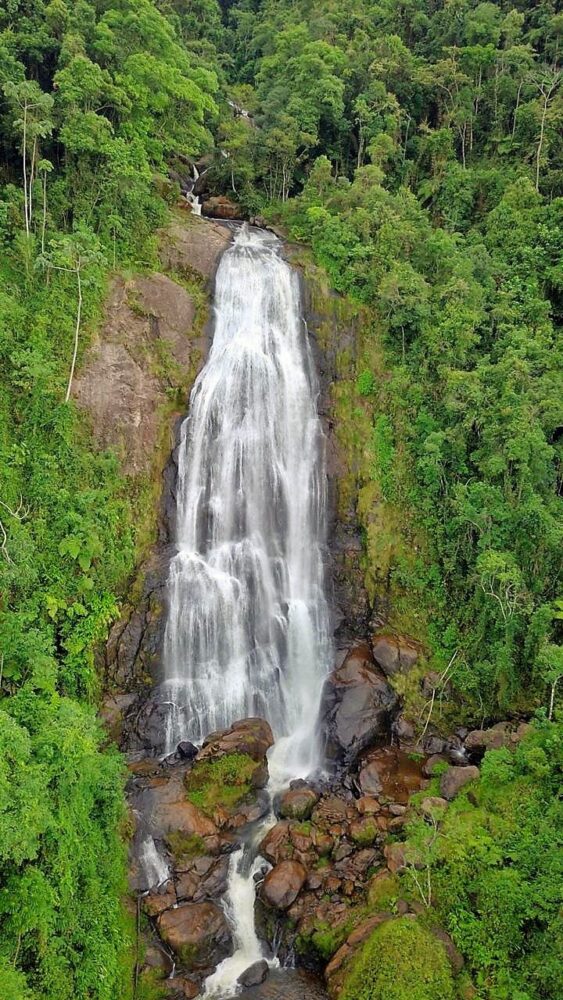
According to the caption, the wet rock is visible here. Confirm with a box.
[238,960,269,988]
[157,901,232,969]
[311,796,348,827]
[142,884,177,917]
[203,195,242,220]
[465,721,531,755]
[165,976,199,999]
[177,741,199,760]
[393,717,415,743]
[372,634,421,678]
[321,644,399,763]
[279,786,319,821]
[261,860,307,911]
[422,735,446,755]
[356,747,425,804]
[440,765,480,801]
[198,718,274,763]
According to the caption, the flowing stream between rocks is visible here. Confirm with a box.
[152,225,333,997]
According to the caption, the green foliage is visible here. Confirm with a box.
[340,917,454,1000]
[398,724,563,999]
[185,752,258,814]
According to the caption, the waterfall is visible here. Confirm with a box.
[161,225,331,780]
[159,224,332,994]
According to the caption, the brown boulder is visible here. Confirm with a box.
[422,753,448,777]
[440,765,480,801]
[261,860,307,911]
[259,821,291,865]
[203,195,242,220]
[158,902,231,969]
[145,775,217,839]
[421,796,448,817]
[384,842,407,873]
[372,634,421,677]
[465,721,531,754]
[321,645,400,762]
[356,747,425,804]
[198,718,274,763]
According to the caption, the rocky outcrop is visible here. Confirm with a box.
[160,214,232,283]
[74,272,200,478]
[371,633,422,678]
[321,644,400,763]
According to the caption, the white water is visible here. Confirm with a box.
[139,836,169,891]
[160,225,332,995]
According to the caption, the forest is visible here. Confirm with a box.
[0,2,561,999]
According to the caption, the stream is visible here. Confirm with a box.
[154,225,333,996]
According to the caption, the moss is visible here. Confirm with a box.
[165,832,206,858]
[185,752,258,814]
[367,872,400,910]
[292,820,312,836]
[341,918,455,1000]
[351,821,378,846]
[135,968,168,1000]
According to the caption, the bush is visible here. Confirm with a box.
[340,918,454,1000]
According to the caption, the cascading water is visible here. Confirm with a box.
[159,225,332,995]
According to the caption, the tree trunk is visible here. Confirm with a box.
[65,266,82,403]
[41,173,47,253]
[22,103,29,237]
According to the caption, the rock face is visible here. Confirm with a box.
[159,214,232,283]
[371,634,422,678]
[440,765,480,800]
[261,860,307,911]
[157,901,232,969]
[74,273,199,478]
[321,644,400,762]
[198,718,274,763]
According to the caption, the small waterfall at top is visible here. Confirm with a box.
[159,225,332,995]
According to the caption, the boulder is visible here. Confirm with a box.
[440,765,480,801]
[372,634,421,678]
[261,860,307,911]
[421,796,448,817]
[431,927,464,974]
[465,721,531,755]
[278,786,319,821]
[237,960,269,988]
[158,902,231,969]
[321,644,400,762]
[422,753,448,777]
[259,821,291,865]
[198,718,274,763]
[144,774,217,838]
[203,195,242,220]
[384,842,407,873]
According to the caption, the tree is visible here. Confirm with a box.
[2,80,54,237]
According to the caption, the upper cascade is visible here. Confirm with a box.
[160,225,332,785]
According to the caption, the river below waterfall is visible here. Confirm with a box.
[153,224,333,997]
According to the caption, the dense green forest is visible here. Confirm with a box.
[0,2,561,999]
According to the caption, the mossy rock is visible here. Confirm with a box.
[340,917,455,1000]
[185,752,258,814]
[367,871,400,910]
